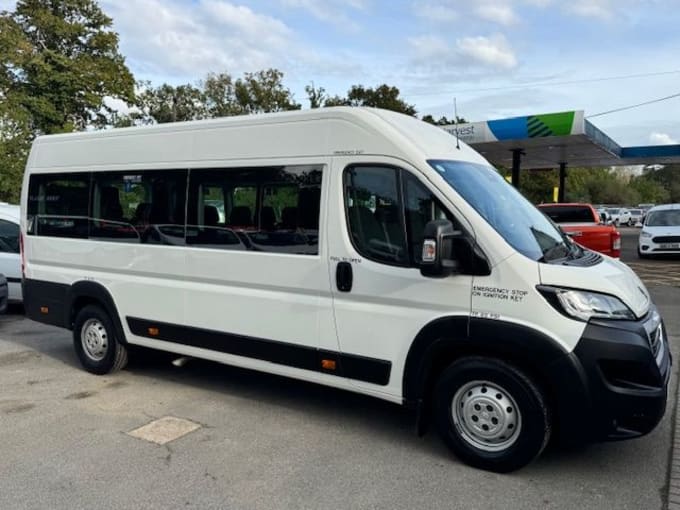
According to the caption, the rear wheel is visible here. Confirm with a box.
[73,305,128,374]
[434,357,550,472]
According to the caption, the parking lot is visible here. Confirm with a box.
[1,228,679,510]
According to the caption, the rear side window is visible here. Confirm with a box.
[186,165,323,254]
[27,174,90,238]
[0,219,19,253]
[90,170,187,244]
[540,206,595,223]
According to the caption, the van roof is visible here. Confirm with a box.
[28,107,488,172]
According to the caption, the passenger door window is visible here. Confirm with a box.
[343,166,408,265]
[403,172,455,264]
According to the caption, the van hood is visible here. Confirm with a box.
[539,256,650,319]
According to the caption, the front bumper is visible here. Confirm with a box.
[554,305,671,442]
[639,239,680,254]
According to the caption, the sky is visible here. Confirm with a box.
[2,0,679,146]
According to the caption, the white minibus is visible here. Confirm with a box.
[21,107,670,472]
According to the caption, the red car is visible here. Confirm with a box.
[538,203,621,258]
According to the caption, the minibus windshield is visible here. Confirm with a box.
[428,160,575,262]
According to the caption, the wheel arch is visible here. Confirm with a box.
[66,281,128,344]
[403,316,591,440]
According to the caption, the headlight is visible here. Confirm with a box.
[538,286,636,321]
[640,231,652,239]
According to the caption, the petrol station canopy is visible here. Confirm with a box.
[441,110,680,169]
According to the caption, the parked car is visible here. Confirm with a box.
[628,209,644,226]
[538,203,621,257]
[0,273,7,314]
[638,204,680,258]
[0,204,21,302]
[607,207,631,226]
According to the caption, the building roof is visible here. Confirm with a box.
[441,110,680,169]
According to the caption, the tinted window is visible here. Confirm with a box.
[90,170,187,244]
[27,174,90,238]
[187,166,322,254]
[344,166,408,265]
[0,219,19,253]
[540,205,595,223]
[429,160,570,262]
[646,210,680,227]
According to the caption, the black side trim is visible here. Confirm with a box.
[127,317,391,386]
[23,279,69,328]
[5,277,21,283]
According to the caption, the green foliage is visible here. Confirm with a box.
[133,69,301,124]
[421,114,466,125]
[0,0,134,202]
[515,166,674,206]
[3,0,135,133]
[306,83,416,115]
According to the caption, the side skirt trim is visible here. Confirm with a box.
[126,316,391,386]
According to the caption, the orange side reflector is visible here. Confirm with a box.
[148,327,159,337]
[321,359,336,371]
[40,306,49,314]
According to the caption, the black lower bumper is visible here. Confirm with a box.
[551,305,671,443]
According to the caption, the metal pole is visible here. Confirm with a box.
[558,162,567,203]
[511,149,523,189]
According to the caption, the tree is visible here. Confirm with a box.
[344,84,416,115]
[0,0,134,201]
[2,0,135,133]
[135,81,206,124]
[422,114,466,125]
[233,69,301,114]
[304,82,326,109]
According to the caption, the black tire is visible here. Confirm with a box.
[434,357,550,473]
[73,305,128,374]
[628,219,634,226]
[638,249,650,259]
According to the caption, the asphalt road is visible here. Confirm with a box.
[0,235,678,510]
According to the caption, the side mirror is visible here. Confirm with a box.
[420,220,461,278]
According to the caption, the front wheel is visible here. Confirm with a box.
[434,357,550,472]
[73,305,128,374]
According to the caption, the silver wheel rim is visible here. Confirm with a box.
[451,380,522,452]
[81,318,108,362]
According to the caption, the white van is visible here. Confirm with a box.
[20,107,670,472]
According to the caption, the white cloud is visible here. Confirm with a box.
[409,32,517,72]
[475,3,520,25]
[456,34,518,69]
[100,0,297,79]
[415,3,458,23]
[566,0,614,20]
[649,132,678,145]
[281,0,366,30]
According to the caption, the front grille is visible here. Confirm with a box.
[652,235,680,243]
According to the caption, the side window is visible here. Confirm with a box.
[90,170,187,244]
[344,166,408,265]
[0,219,19,253]
[27,173,90,238]
[403,172,455,264]
[187,165,322,254]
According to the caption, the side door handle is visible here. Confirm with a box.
[336,262,353,292]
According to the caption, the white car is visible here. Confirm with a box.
[0,203,21,302]
[638,204,680,258]
[628,209,644,226]
[607,207,632,226]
